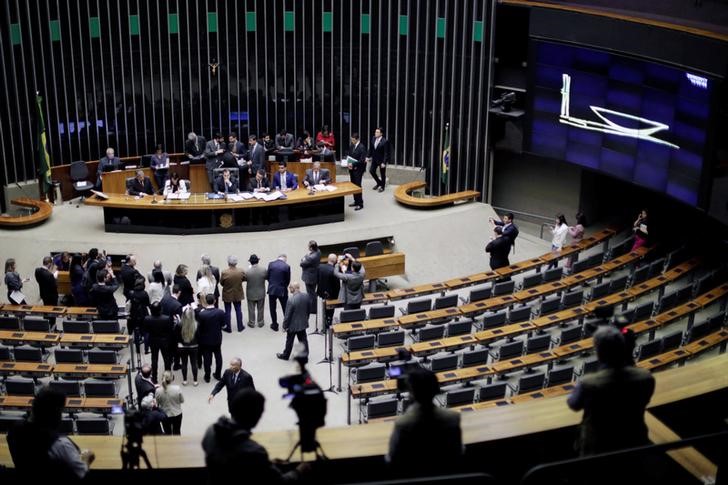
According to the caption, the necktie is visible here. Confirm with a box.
[257,180,261,189]
[314,171,318,184]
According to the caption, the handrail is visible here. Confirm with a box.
[521,430,728,484]
[491,206,555,225]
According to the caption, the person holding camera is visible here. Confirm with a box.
[276,282,310,361]
[203,389,309,482]
[334,253,365,310]
[89,268,119,320]
[317,254,341,329]
[208,357,255,413]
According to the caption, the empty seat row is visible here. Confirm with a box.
[62,319,124,334]
[400,294,460,316]
[2,376,118,397]
[0,315,55,332]
[0,413,114,435]
[0,345,117,364]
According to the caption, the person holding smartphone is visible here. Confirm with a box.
[631,209,649,251]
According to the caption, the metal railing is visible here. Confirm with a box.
[491,206,555,239]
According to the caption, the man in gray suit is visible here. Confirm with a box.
[244,135,266,183]
[299,240,321,315]
[245,254,267,328]
[334,254,365,310]
[204,133,226,190]
[303,161,331,187]
[276,282,309,361]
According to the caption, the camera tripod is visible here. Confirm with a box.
[286,439,328,462]
[315,298,338,394]
[121,438,152,470]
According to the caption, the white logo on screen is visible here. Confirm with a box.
[559,74,679,149]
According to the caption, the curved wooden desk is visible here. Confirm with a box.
[0,198,52,228]
[394,181,480,208]
[84,182,362,234]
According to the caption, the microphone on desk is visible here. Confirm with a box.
[151,193,158,204]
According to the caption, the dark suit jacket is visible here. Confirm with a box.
[348,142,367,174]
[215,176,239,193]
[272,171,298,190]
[275,133,295,149]
[119,264,142,299]
[160,294,183,319]
[282,292,309,333]
[211,368,255,402]
[135,374,156,402]
[174,275,194,306]
[220,151,239,168]
[567,365,655,455]
[143,314,174,347]
[204,140,224,161]
[266,259,291,298]
[97,156,121,176]
[127,177,154,196]
[245,142,266,173]
[303,168,331,186]
[316,263,340,300]
[34,267,58,306]
[368,137,391,165]
[485,236,511,270]
[300,250,321,285]
[494,221,519,247]
[248,176,271,192]
[185,136,206,160]
[195,307,226,347]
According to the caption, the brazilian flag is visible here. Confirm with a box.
[35,93,52,196]
[441,123,450,185]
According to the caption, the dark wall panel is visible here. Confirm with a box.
[0,0,493,198]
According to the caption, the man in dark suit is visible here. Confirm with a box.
[135,364,157,403]
[485,226,511,270]
[266,255,290,331]
[208,357,255,413]
[272,161,298,192]
[219,144,239,169]
[143,302,174,383]
[127,170,154,197]
[196,294,226,383]
[275,129,295,149]
[568,325,655,456]
[119,254,143,301]
[317,254,341,329]
[490,212,519,252]
[299,241,321,315]
[276,282,310,361]
[196,255,220,307]
[303,161,331,187]
[228,132,246,160]
[244,135,266,180]
[367,127,391,192]
[248,169,271,192]
[160,284,183,319]
[347,132,367,210]
[215,168,239,194]
[34,256,58,307]
[95,147,121,188]
[204,133,226,190]
[185,132,206,162]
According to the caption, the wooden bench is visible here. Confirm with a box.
[332,318,400,338]
[0,396,123,413]
[393,181,480,208]
[0,198,52,228]
[0,361,54,376]
[60,333,130,349]
[0,330,60,347]
[359,252,406,280]
[52,363,128,379]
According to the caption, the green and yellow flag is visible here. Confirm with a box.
[35,93,52,196]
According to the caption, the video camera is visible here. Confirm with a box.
[120,407,152,469]
[387,348,421,392]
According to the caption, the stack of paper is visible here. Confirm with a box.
[314,184,337,192]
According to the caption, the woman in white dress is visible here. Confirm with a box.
[196,265,216,297]
[548,214,569,270]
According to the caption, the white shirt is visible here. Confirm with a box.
[551,223,569,250]
[197,276,215,296]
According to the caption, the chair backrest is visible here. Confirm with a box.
[608,238,632,260]
[447,320,472,336]
[407,298,432,314]
[69,160,89,181]
[543,267,563,282]
[364,241,384,257]
[526,334,551,353]
[496,339,524,360]
[83,379,118,397]
[517,372,546,394]
[558,323,583,345]
[22,316,51,332]
[59,416,75,435]
[636,338,663,360]
[434,294,458,310]
[675,285,693,305]
[648,258,666,278]
[445,387,476,407]
[547,365,574,386]
[49,379,82,397]
[571,259,591,275]
[366,398,398,420]
[342,247,360,259]
[633,301,655,321]
[478,382,507,401]
[521,273,543,290]
[0,415,26,432]
[377,331,405,348]
[687,320,712,343]
[0,345,11,360]
[75,417,111,435]
[631,265,650,285]
[586,252,604,268]
[581,357,600,375]
[561,290,584,309]
[661,330,684,351]
[609,275,629,293]
[87,349,118,364]
[213,167,239,181]
[492,280,515,296]
[0,315,21,330]
[54,348,84,364]
[469,285,492,302]
[508,306,532,323]
[657,291,678,313]
[707,312,726,332]
[339,308,366,323]
[590,281,611,300]
[347,334,376,352]
[5,376,36,395]
[418,325,445,341]
[62,319,92,333]
[430,354,459,372]
[615,308,636,324]
[92,320,121,333]
[482,310,507,329]
[355,362,387,382]
[461,348,489,367]
[13,345,43,362]
[539,296,561,315]
[369,305,395,319]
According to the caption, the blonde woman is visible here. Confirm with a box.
[197,265,216,297]
[175,307,199,386]
[155,371,184,435]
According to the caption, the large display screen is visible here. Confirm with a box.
[529,40,713,206]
